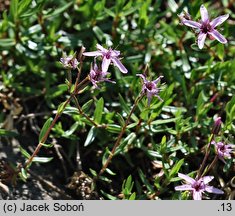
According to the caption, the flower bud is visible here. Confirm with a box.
[212,117,222,135]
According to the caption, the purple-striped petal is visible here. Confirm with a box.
[178,173,195,184]
[102,57,111,72]
[198,32,207,49]
[111,49,120,57]
[182,19,201,28]
[136,74,148,83]
[83,51,102,57]
[111,57,128,73]
[153,76,164,84]
[201,176,214,184]
[208,30,227,44]
[210,14,229,28]
[96,44,107,52]
[205,186,224,194]
[200,5,209,22]
[193,191,202,200]
[175,184,194,191]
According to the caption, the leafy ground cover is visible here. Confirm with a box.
[0,0,234,200]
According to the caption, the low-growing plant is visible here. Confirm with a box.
[0,0,234,200]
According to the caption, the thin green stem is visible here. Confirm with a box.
[76,60,83,84]
[67,69,72,92]
[74,62,84,90]
[24,95,72,170]
[196,134,215,179]
[72,95,99,127]
[201,155,218,177]
[96,93,144,179]
[75,76,90,94]
[22,76,90,172]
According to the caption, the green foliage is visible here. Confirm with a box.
[0,0,234,200]
[94,97,104,124]
[39,117,53,143]
[121,175,136,200]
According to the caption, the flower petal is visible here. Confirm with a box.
[96,44,107,52]
[102,57,111,72]
[200,5,209,22]
[201,176,214,184]
[83,51,102,56]
[210,14,229,28]
[153,76,163,84]
[175,184,194,191]
[193,191,202,200]
[111,49,120,57]
[198,32,207,49]
[111,57,128,73]
[205,186,224,194]
[136,74,148,83]
[178,173,195,184]
[182,19,201,28]
[208,30,227,44]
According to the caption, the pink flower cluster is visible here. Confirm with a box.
[175,173,224,200]
[83,44,128,88]
[180,5,229,49]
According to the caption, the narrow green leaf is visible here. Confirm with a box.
[118,94,138,121]
[93,26,104,41]
[0,38,16,48]
[217,43,225,61]
[129,192,136,200]
[118,93,130,114]
[191,43,201,51]
[0,129,18,137]
[48,84,68,99]
[102,147,111,165]
[9,0,19,21]
[84,126,98,146]
[100,190,117,200]
[94,97,104,124]
[18,0,32,15]
[168,0,179,12]
[44,2,73,18]
[63,122,79,138]
[127,132,136,145]
[19,146,30,159]
[99,176,112,183]
[225,95,235,129]
[63,107,79,115]
[81,99,93,113]
[116,113,125,127]
[138,168,154,193]
[57,101,66,115]
[169,159,184,178]
[105,168,116,176]
[39,117,53,142]
[106,124,122,133]
[125,175,133,190]
[89,168,97,177]
[21,167,28,180]
[32,157,53,163]
[160,135,167,153]
[41,143,54,148]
